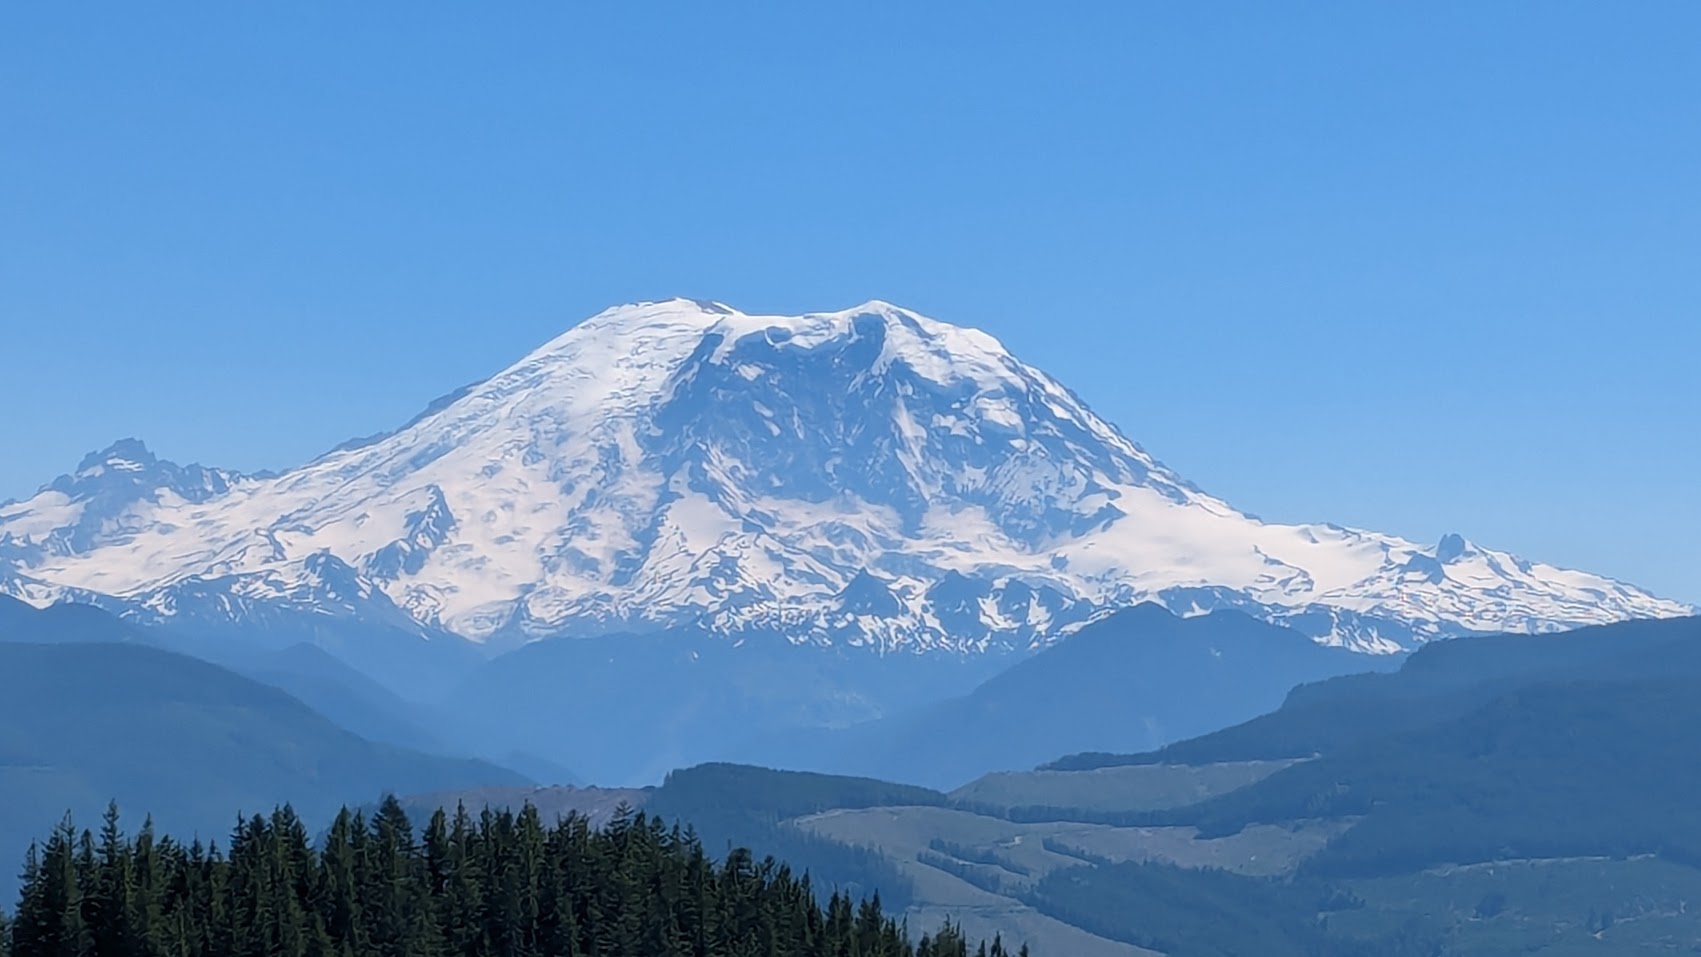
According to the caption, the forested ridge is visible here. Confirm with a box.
[0,800,1024,957]
[642,764,948,912]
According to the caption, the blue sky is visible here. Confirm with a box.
[2,3,1697,603]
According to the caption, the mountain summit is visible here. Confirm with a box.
[1,299,1690,653]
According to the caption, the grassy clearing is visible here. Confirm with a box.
[795,804,1340,880]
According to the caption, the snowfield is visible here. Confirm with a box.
[1,299,1690,654]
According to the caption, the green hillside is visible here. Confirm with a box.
[778,617,1701,954]
[0,641,527,901]
[1153,678,1701,876]
[1047,614,1701,771]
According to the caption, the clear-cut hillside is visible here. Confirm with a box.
[1,299,1690,654]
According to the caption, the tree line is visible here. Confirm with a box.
[0,800,1026,957]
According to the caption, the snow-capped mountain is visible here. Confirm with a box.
[2,299,1691,654]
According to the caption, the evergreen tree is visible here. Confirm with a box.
[10,846,44,957]
[367,797,437,957]
[70,826,99,957]
[126,819,163,957]
[434,805,483,957]
[88,805,134,957]
[315,811,370,957]
[7,804,1011,957]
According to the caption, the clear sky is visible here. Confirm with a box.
[2,3,1697,603]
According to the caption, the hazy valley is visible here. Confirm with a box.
[3,302,1698,955]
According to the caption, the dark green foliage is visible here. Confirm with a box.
[1036,838,1111,868]
[907,919,1026,957]
[7,804,1016,957]
[1033,753,1138,772]
[913,852,1016,896]
[924,840,1029,877]
[652,764,947,821]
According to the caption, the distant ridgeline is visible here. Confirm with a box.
[968,614,1701,955]
[0,799,1026,957]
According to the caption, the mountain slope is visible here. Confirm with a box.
[233,642,452,753]
[1,595,472,756]
[0,639,528,900]
[775,605,1388,789]
[442,628,1008,785]
[1168,677,1701,877]
[0,593,146,645]
[1047,613,1701,770]
[791,615,1701,955]
[2,299,1689,657]
[1022,616,1701,877]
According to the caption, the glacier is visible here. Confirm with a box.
[1,298,1691,656]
